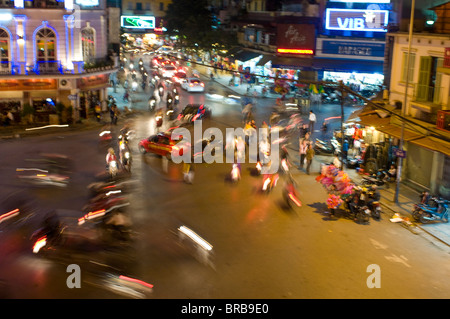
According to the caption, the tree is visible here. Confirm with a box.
[164,0,213,49]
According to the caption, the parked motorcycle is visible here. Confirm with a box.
[314,139,334,155]
[412,199,449,224]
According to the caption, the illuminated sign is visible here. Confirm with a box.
[277,48,314,55]
[121,16,155,29]
[320,39,385,59]
[75,0,99,6]
[325,8,389,32]
[276,24,316,55]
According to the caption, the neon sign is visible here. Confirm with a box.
[277,48,314,55]
[121,16,155,29]
[325,8,389,32]
[75,0,99,6]
[329,0,390,2]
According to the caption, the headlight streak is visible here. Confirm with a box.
[178,226,213,251]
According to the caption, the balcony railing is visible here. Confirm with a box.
[33,61,62,75]
[0,61,13,74]
[414,84,443,105]
[24,0,65,8]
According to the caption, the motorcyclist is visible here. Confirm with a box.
[106,148,117,168]
[41,211,62,242]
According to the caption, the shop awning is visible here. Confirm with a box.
[376,124,424,141]
[313,58,384,74]
[271,56,313,70]
[231,49,262,62]
[409,136,450,157]
[256,54,274,66]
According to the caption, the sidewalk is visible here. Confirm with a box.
[193,62,294,100]
[345,166,450,248]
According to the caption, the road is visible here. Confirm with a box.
[0,62,449,300]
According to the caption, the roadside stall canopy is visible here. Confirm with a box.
[409,136,450,157]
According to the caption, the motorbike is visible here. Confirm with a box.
[119,139,132,173]
[280,158,290,174]
[314,139,334,155]
[99,127,112,143]
[31,223,66,254]
[368,199,382,220]
[155,113,163,127]
[149,97,157,111]
[412,199,449,224]
[230,163,241,182]
[108,159,118,179]
[262,173,279,193]
[361,172,386,187]
[355,204,371,224]
[282,175,301,209]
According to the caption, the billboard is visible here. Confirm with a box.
[276,24,315,55]
[325,8,389,32]
[121,16,155,29]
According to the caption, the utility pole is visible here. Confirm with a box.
[394,0,415,203]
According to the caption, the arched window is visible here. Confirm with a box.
[0,28,10,72]
[81,27,95,62]
[36,27,56,62]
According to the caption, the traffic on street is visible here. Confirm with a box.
[0,43,449,301]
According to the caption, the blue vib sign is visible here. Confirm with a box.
[325,8,389,32]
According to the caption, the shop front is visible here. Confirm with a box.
[315,38,385,95]
[77,73,109,119]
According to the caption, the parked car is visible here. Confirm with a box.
[181,78,205,93]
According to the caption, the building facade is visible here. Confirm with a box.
[0,0,118,123]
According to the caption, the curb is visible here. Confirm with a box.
[380,201,450,248]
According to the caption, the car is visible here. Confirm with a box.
[176,104,211,124]
[151,56,167,68]
[160,64,177,78]
[138,132,184,159]
[172,71,187,84]
[181,78,205,93]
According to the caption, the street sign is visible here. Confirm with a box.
[395,149,406,158]
[68,94,77,101]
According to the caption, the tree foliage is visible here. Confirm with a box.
[164,0,213,49]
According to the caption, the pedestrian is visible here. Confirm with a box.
[299,123,309,139]
[109,104,116,124]
[308,110,316,133]
[342,139,349,161]
[305,143,315,175]
[299,139,308,170]
[353,138,361,156]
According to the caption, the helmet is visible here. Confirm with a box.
[371,185,377,190]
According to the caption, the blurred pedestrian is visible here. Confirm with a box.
[308,110,316,133]
[299,139,308,170]
[305,143,315,175]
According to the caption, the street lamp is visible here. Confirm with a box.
[394,0,415,203]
